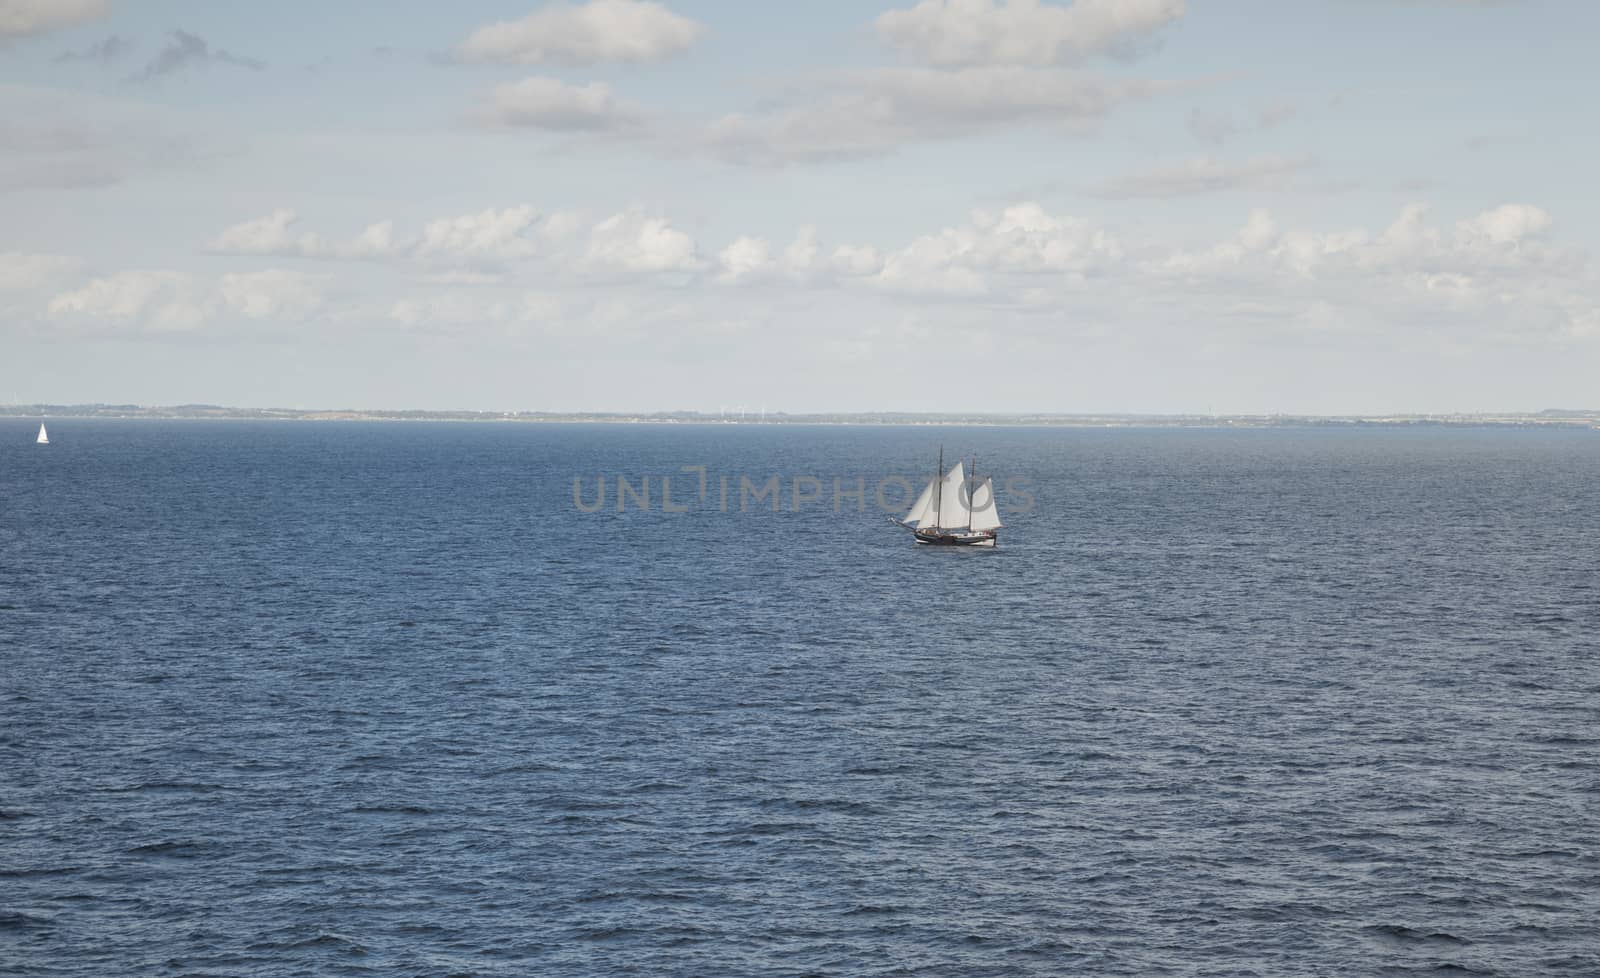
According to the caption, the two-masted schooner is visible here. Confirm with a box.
[893,448,1003,546]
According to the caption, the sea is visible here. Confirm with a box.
[2,419,1598,976]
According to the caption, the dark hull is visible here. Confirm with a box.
[913,529,997,547]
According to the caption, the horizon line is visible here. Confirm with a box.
[6,403,1600,423]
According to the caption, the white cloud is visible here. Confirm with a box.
[209,207,552,264]
[859,201,1124,296]
[586,211,698,273]
[185,199,1594,347]
[456,0,703,66]
[1145,203,1594,340]
[704,67,1178,164]
[1091,154,1314,198]
[341,220,409,259]
[0,0,109,40]
[416,206,543,262]
[715,228,829,283]
[46,267,324,331]
[1457,203,1551,244]
[710,203,1122,298]
[479,77,643,131]
[217,270,324,320]
[876,0,1185,67]
[0,252,83,320]
[716,236,771,283]
[208,209,326,257]
[206,205,699,278]
[698,199,1593,342]
[47,270,209,332]
[831,244,886,278]
[784,227,821,275]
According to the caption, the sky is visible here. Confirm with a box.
[1,0,1597,414]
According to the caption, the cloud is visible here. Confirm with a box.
[56,198,1600,349]
[710,199,1591,342]
[47,270,209,331]
[478,76,644,131]
[864,201,1123,296]
[54,33,130,63]
[1149,202,1590,339]
[0,0,108,39]
[456,0,703,66]
[0,252,85,292]
[876,0,1186,67]
[210,207,552,264]
[716,231,885,284]
[714,227,842,284]
[0,252,85,320]
[415,206,544,262]
[1090,154,1314,198]
[217,269,325,320]
[207,205,699,275]
[703,67,1180,164]
[189,198,1594,347]
[135,30,265,81]
[711,203,1123,298]
[1457,203,1551,244]
[716,236,771,283]
[47,268,324,331]
[208,209,327,257]
[585,211,698,273]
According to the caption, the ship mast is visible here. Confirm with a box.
[968,456,975,531]
[933,446,943,530]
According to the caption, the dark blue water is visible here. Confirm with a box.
[4,420,1599,976]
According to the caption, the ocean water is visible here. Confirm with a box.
[3,419,1599,976]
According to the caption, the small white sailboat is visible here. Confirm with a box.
[893,448,1003,546]
[35,422,48,445]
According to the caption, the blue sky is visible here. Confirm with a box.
[2,0,1596,412]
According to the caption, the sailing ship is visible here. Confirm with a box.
[35,422,48,445]
[893,448,1003,546]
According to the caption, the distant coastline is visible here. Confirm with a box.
[4,404,1600,428]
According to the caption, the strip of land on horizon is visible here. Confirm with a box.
[5,404,1600,428]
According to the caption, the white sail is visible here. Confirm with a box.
[931,462,967,529]
[903,477,937,525]
[36,423,48,445]
[968,477,1003,531]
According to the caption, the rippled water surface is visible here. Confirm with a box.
[3,420,1599,976]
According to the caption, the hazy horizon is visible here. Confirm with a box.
[8,400,1600,420]
[4,1,1597,414]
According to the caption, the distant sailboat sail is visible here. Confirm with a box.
[935,461,966,527]
[36,423,48,445]
[967,477,1003,532]
[903,476,938,527]
[896,451,1002,546]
